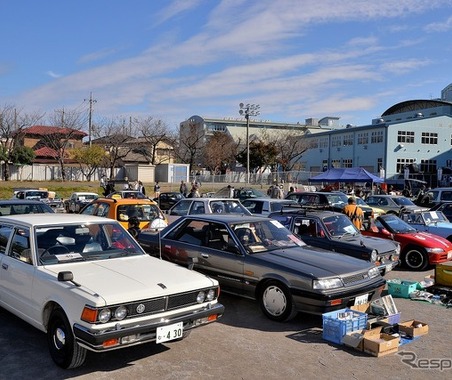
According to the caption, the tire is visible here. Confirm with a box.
[259,281,296,322]
[404,247,429,271]
[47,308,87,369]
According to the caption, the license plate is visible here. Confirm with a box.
[354,294,369,306]
[156,322,184,344]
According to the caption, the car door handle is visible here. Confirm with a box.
[2,263,8,270]
[201,253,209,258]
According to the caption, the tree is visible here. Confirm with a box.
[174,119,205,173]
[202,131,237,174]
[134,116,174,165]
[273,130,309,181]
[236,140,278,179]
[40,108,86,181]
[71,145,106,181]
[93,117,136,179]
[0,104,43,180]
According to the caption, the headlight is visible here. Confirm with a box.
[206,289,216,301]
[98,308,112,323]
[368,267,380,278]
[370,249,377,262]
[425,247,445,253]
[394,243,401,255]
[114,306,128,320]
[196,291,206,303]
[313,278,343,290]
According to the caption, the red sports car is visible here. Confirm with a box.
[362,214,452,270]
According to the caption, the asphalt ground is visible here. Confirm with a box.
[0,267,450,380]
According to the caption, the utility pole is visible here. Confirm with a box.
[85,92,97,146]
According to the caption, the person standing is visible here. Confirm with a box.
[343,197,364,230]
[154,182,161,198]
[179,180,188,196]
[138,181,146,195]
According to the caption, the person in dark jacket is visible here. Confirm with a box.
[127,216,141,239]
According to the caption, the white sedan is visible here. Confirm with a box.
[0,214,224,369]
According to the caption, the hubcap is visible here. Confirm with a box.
[407,251,422,269]
[53,327,66,350]
[263,286,286,316]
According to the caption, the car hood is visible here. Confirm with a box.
[44,255,216,305]
[331,233,397,251]
[257,246,373,279]
[398,231,452,248]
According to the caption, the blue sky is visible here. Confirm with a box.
[1,0,452,130]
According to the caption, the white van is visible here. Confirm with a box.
[424,187,452,205]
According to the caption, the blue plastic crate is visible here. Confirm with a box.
[387,280,419,298]
[322,308,368,345]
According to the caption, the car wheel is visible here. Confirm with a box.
[47,308,87,369]
[259,281,296,322]
[404,247,429,271]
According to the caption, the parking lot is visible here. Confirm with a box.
[0,267,450,379]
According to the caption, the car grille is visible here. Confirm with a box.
[342,271,370,285]
[124,289,214,318]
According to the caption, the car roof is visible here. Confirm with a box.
[269,209,340,218]
[0,213,115,227]
[179,214,269,223]
[93,197,157,205]
[0,199,52,205]
[71,192,98,195]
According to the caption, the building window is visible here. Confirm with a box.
[310,139,319,148]
[371,131,383,143]
[332,136,341,147]
[396,158,416,173]
[357,133,369,145]
[343,159,353,168]
[343,134,353,146]
[331,159,340,168]
[420,159,437,173]
[397,131,414,143]
[319,138,329,148]
[421,132,437,145]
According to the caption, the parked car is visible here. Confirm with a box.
[80,197,167,230]
[137,214,386,322]
[0,199,55,215]
[362,214,452,270]
[106,190,148,199]
[285,191,349,211]
[64,192,99,213]
[268,209,400,275]
[13,188,64,212]
[241,198,299,216]
[155,191,184,210]
[214,186,269,200]
[364,194,428,215]
[430,201,452,221]
[422,187,452,207]
[0,213,224,368]
[165,197,252,224]
[400,210,452,241]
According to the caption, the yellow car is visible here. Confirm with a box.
[80,197,167,230]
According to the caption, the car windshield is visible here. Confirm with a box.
[36,222,144,265]
[392,197,415,206]
[210,200,250,214]
[325,193,349,207]
[117,204,164,222]
[322,214,359,237]
[232,220,305,253]
[378,215,416,234]
[401,211,448,225]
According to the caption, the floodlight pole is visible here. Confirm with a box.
[239,103,260,184]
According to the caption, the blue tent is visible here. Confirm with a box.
[309,167,384,183]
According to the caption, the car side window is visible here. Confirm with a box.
[0,224,13,254]
[8,227,32,264]
[189,201,205,215]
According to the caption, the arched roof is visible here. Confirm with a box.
[382,99,452,116]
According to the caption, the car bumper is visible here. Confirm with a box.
[376,259,400,275]
[291,278,386,315]
[73,302,224,352]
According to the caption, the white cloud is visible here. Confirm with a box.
[424,16,452,32]
[46,71,62,78]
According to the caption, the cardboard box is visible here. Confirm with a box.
[397,320,429,338]
[435,261,452,287]
[362,327,400,357]
[341,329,365,351]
